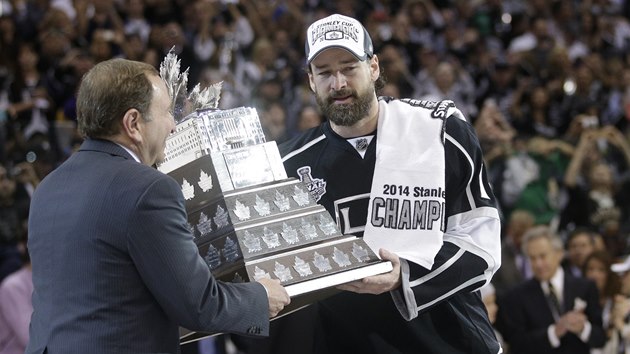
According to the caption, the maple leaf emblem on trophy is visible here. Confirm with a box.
[181,178,195,200]
[233,200,251,221]
[198,169,213,192]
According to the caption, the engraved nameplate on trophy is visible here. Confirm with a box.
[244,237,393,297]
[211,142,286,191]
[158,107,269,175]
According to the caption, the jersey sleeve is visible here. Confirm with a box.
[391,115,502,320]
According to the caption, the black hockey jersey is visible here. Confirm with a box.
[279,97,502,354]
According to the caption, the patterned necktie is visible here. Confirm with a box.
[547,281,562,320]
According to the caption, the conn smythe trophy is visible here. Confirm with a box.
[157,51,392,343]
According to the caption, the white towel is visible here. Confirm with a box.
[363,99,464,269]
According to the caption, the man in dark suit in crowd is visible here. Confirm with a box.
[497,225,605,354]
[26,58,290,354]
[492,209,535,298]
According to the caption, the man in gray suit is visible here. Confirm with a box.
[26,59,290,354]
[497,226,604,354]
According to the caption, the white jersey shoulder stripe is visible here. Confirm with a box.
[479,166,490,199]
[333,192,371,205]
[409,248,465,287]
[446,206,500,226]
[282,134,326,162]
[445,132,475,209]
[416,274,487,312]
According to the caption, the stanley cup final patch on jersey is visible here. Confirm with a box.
[296,166,326,202]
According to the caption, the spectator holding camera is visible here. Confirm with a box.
[6,42,53,145]
[75,0,124,51]
[561,124,630,257]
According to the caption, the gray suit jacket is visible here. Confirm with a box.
[26,139,269,354]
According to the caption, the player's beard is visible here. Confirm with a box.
[316,82,374,127]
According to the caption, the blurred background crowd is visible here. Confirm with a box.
[2,0,630,353]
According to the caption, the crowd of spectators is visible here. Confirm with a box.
[2,0,630,353]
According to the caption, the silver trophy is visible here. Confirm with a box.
[157,50,392,344]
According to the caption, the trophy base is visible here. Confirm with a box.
[284,260,392,297]
[179,259,392,344]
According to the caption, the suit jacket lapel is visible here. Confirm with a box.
[531,279,557,324]
[563,275,576,313]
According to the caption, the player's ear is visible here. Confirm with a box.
[308,73,316,93]
[369,55,380,82]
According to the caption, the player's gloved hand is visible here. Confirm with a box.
[337,248,401,295]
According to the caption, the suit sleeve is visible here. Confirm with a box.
[584,280,606,348]
[391,116,502,320]
[126,175,270,335]
[496,285,556,352]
